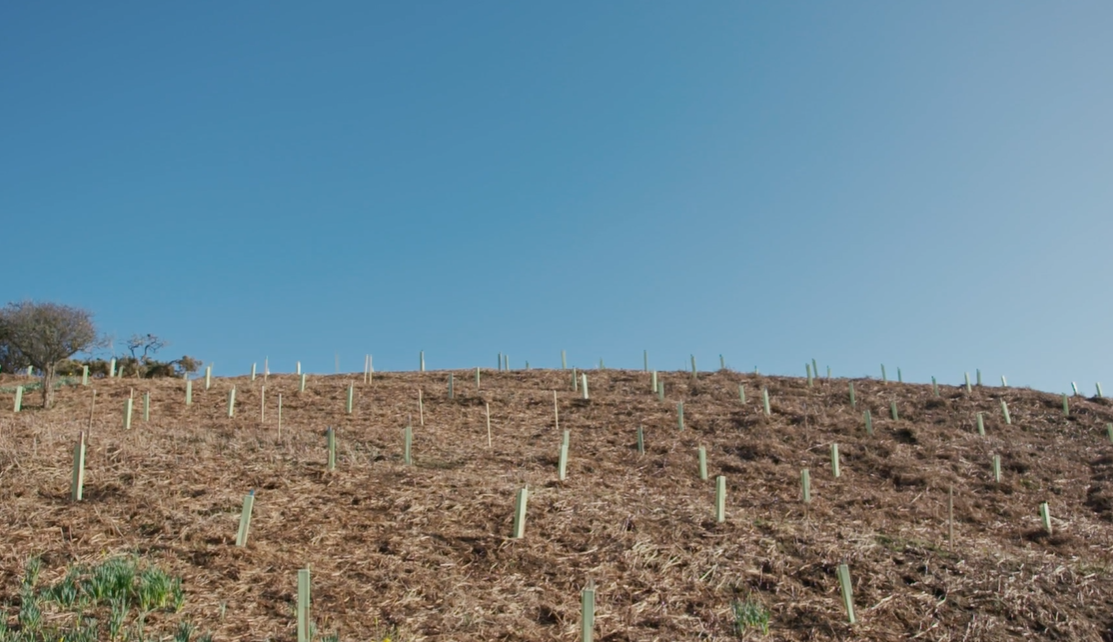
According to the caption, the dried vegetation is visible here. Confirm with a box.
[1,369,1112,640]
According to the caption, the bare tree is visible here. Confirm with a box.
[127,333,168,378]
[0,301,100,408]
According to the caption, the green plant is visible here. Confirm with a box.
[109,596,130,638]
[732,596,770,636]
[18,589,43,633]
[4,555,193,642]
[138,566,174,611]
[22,556,42,589]
[173,620,196,642]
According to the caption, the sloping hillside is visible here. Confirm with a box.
[2,369,1112,640]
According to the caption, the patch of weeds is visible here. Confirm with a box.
[0,554,195,642]
[732,595,770,636]
[173,620,197,642]
[138,566,176,611]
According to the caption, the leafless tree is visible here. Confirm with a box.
[0,301,100,408]
[127,333,168,378]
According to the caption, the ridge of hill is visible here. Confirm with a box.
[1,369,1112,640]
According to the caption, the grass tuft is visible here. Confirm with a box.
[732,595,770,636]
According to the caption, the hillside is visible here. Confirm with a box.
[1,368,1112,641]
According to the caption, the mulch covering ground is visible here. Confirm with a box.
[2,369,1113,641]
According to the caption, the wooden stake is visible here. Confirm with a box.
[278,393,283,437]
[946,485,955,551]
[404,423,413,465]
[485,403,492,448]
[327,427,336,471]
[88,389,96,430]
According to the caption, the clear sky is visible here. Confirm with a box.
[2,2,1110,393]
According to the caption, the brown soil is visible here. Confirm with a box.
[2,369,1113,641]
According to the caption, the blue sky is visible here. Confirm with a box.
[2,2,1110,393]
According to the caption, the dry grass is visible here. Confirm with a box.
[1,369,1112,640]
